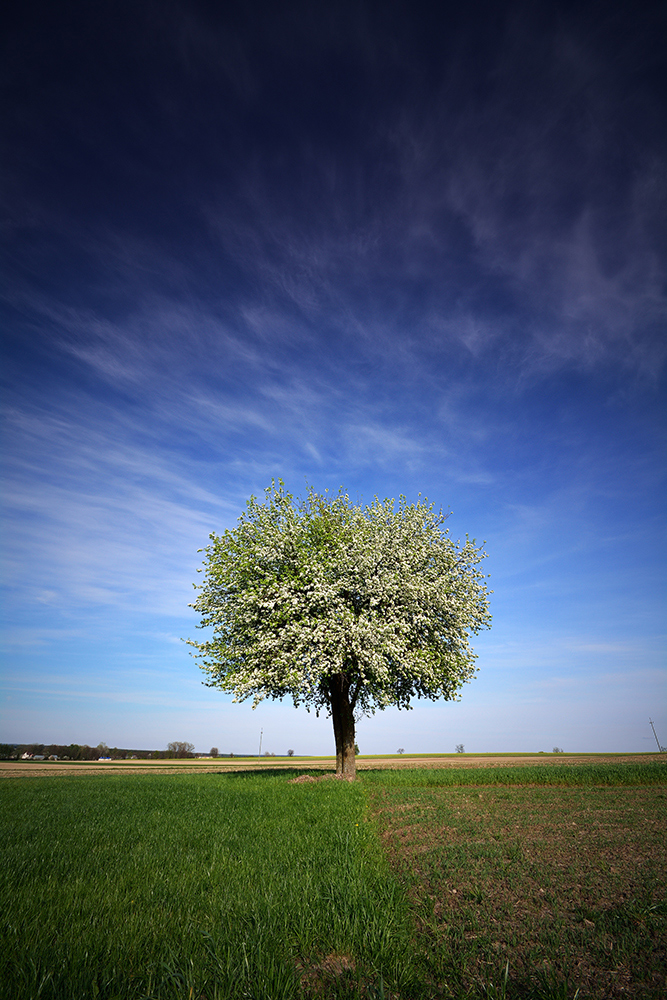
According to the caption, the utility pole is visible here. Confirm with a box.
[649,719,663,752]
[258,728,263,760]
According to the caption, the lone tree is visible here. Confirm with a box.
[188,482,491,779]
[167,741,195,758]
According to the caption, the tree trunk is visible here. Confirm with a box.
[329,673,356,779]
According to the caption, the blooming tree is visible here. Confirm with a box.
[188,482,491,779]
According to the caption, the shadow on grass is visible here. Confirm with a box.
[210,767,339,781]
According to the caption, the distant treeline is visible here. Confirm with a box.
[0,744,257,760]
[2,744,193,760]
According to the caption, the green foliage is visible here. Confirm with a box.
[189,481,491,718]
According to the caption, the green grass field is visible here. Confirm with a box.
[1,762,665,999]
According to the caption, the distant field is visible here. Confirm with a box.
[1,761,665,999]
[0,751,659,778]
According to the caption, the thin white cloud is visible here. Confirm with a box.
[0,628,87,649]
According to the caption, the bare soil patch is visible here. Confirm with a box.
[295,952,358,995]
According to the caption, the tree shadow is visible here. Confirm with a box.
[211,767,338,781]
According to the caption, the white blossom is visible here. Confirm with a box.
[188,482,491,775]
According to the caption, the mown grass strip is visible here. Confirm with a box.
[367,781,667,999]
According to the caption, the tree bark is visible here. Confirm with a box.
[329,673,356,779]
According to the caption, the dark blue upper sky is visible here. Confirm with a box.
[2,0,665,754]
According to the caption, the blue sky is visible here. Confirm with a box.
[1,0,665,755]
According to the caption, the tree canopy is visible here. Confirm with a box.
[188,482,491,778]
[167,741,195,758]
